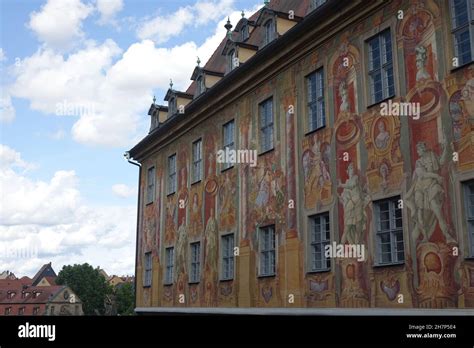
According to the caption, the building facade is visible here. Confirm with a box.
[129,0,474,310]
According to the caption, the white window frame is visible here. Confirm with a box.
[146,166,155,204]
[189,242,201,283]
[450,0,474,67]
[259,225,276,277]
[306,68,326,132]
[221,233,235,280]
[164,247,174,285]
[463,180,474,257]
[144,251,152,287]
[222,120,235,170]
[367,29,395,104]
[192,139,202,183]
[309,213,331,272]
[259,98,274,153]
[374,197,405,265]
[168,154,177,195]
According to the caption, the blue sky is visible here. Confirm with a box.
[0,0,262,277]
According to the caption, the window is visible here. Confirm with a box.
[241,25,249,41]
[168,97,176,115]
[165,247,174,284]
[221,234,235,280]
[259,225,276,276]
[5,307,11,315]
[197,75,205,95]
[144,252,152,287]
[307,68,325,132]
[75,305,79,315]
[190,242,201,283]
[464,180,474,256]
[374,197,404,265]
[259,98,274,153]
[146,166,155,204]
[50,306,55,315]
[18,307,25,315]
[309,213,331,272]
[367,29,395,104]
[450,0,474,66]
[33,307,40,315]
[222,120,235,170]
[228,49,237,72]
[264,19,275,45]
[192,139,202,183]
[310,0,327,11]
[168,154,177,194]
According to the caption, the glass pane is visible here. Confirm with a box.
[453,0,469,28]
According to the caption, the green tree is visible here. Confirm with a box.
[115,282,135,315]
[56,263,112,315]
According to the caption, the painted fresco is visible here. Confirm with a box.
[136,0,474,310]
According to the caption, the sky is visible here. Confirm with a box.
[0,0,262,277]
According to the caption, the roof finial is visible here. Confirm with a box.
[197,56,201,67]
[153,95,156,105]
[169,79,173,90]
[241,10,245,18]
[224,17,233,32]
[264,0,270,7]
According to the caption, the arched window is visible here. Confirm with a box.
[197,75,205,95]
[241,24,249,41]
[169,97,176,115]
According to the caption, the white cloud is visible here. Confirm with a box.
[96,0,124,25]
[0,145,136,277]
[9,4,260,147]
[112,183,136,198]
[28,0,93,50]
[0,92,15,123]
[136,0,235,43]
[50,129,66,140]
[0,48,6,62]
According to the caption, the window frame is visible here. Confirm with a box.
[259,97,274,154]
[222,120,235,171]
[449,0,474,68]
[167,154,177,195]
[189,242,201,284]
[221,233,235,281]
[306,67,326,133]
[463,180,474,257]
[308,213,331,273]
[164,247,174,285]
[143,251,152,287]
[366,29,395,105]
[258,225,276,277]
[264,19,275,45]
[192,139,203,184]
[374,196,405,266]
[146,166,156,205]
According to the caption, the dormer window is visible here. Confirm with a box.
[228,49,237,72]
[241,25,249,41]
[310,0,327,11]
[264,19,275,45]
[196,75,205,95]
[8,291,15,299]
[168,97,177,115]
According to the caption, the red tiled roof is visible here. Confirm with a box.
[0,282,65,305]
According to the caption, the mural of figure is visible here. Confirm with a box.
[380,162,389,190]
[219,174,236,230]
[339,81,350,113]
[190,192,202,234]
[405,140,454,243]
[375,120,390,149]
[175,222,188,278]
[303,139,331,205]
[461,76,474,117]
[205,208,218,276]
[256,168,272,209]
[415,45,431,81]
[338,163,368,245]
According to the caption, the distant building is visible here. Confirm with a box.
[0,271,16,280]
[0,263,83,316]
